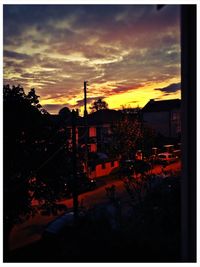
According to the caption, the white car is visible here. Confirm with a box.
[157,152,177,164]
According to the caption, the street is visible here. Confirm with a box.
[9,161,181,251]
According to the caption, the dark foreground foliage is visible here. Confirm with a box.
[7,176,180,263]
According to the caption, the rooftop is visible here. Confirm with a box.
[87,109,122,125]
[142,99,181,112]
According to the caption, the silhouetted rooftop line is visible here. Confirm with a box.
[142,99,181,112]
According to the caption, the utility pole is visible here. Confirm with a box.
[83,81,89,178]
[72,109,78,221]
[84,81,88,117]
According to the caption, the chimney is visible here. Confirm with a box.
[76,109,79,116]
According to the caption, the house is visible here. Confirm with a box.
[87,109,122,154]
[142,99,181,138]
[50,109,121,179]
[83,109,122,178]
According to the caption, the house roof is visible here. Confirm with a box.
[47,113,85,127]
[48,108,138,128]
[142,99,181,112]
[87,109,122,125]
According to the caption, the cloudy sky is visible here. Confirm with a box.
[3,5,181,114]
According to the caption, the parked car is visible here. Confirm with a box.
[42,209,87,240]
[157,152,177,164]
[120,159,135,176]
[149,154,157,162]
[173,149,181,159]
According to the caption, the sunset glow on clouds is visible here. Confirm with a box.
[3,5,181,114]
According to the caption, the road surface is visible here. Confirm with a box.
[9,161,181,251]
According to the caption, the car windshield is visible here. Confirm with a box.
[45,212,74,234]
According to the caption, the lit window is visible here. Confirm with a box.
[89,127,96,137]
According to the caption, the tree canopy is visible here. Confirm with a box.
[3,85,73,257]
[58,107,71,118]
[110,115,143,160]
[89,98,108,113]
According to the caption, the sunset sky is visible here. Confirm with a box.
[3,5,181,114]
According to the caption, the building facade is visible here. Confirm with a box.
[142,99,181,138]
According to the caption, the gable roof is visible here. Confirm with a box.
[142,99,181,112]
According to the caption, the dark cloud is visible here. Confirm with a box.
[42,104,67,114]
[110,83,142,94]
[4,5,180,44]
[154,82,181,93]
[4,50,30,60]
[20,73,34,78]
[42,96,105,113]
[4,5,72,28]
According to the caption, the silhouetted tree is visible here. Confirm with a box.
[110,115,143,160]
[3,85,71,259]
[110,108,156,160]
[138,125,156,156]
[59,107,71,118]
[26,88,42,109]
[89,98,108,112]
[3,85,43,258]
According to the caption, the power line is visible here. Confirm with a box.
[34,144,65,174]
